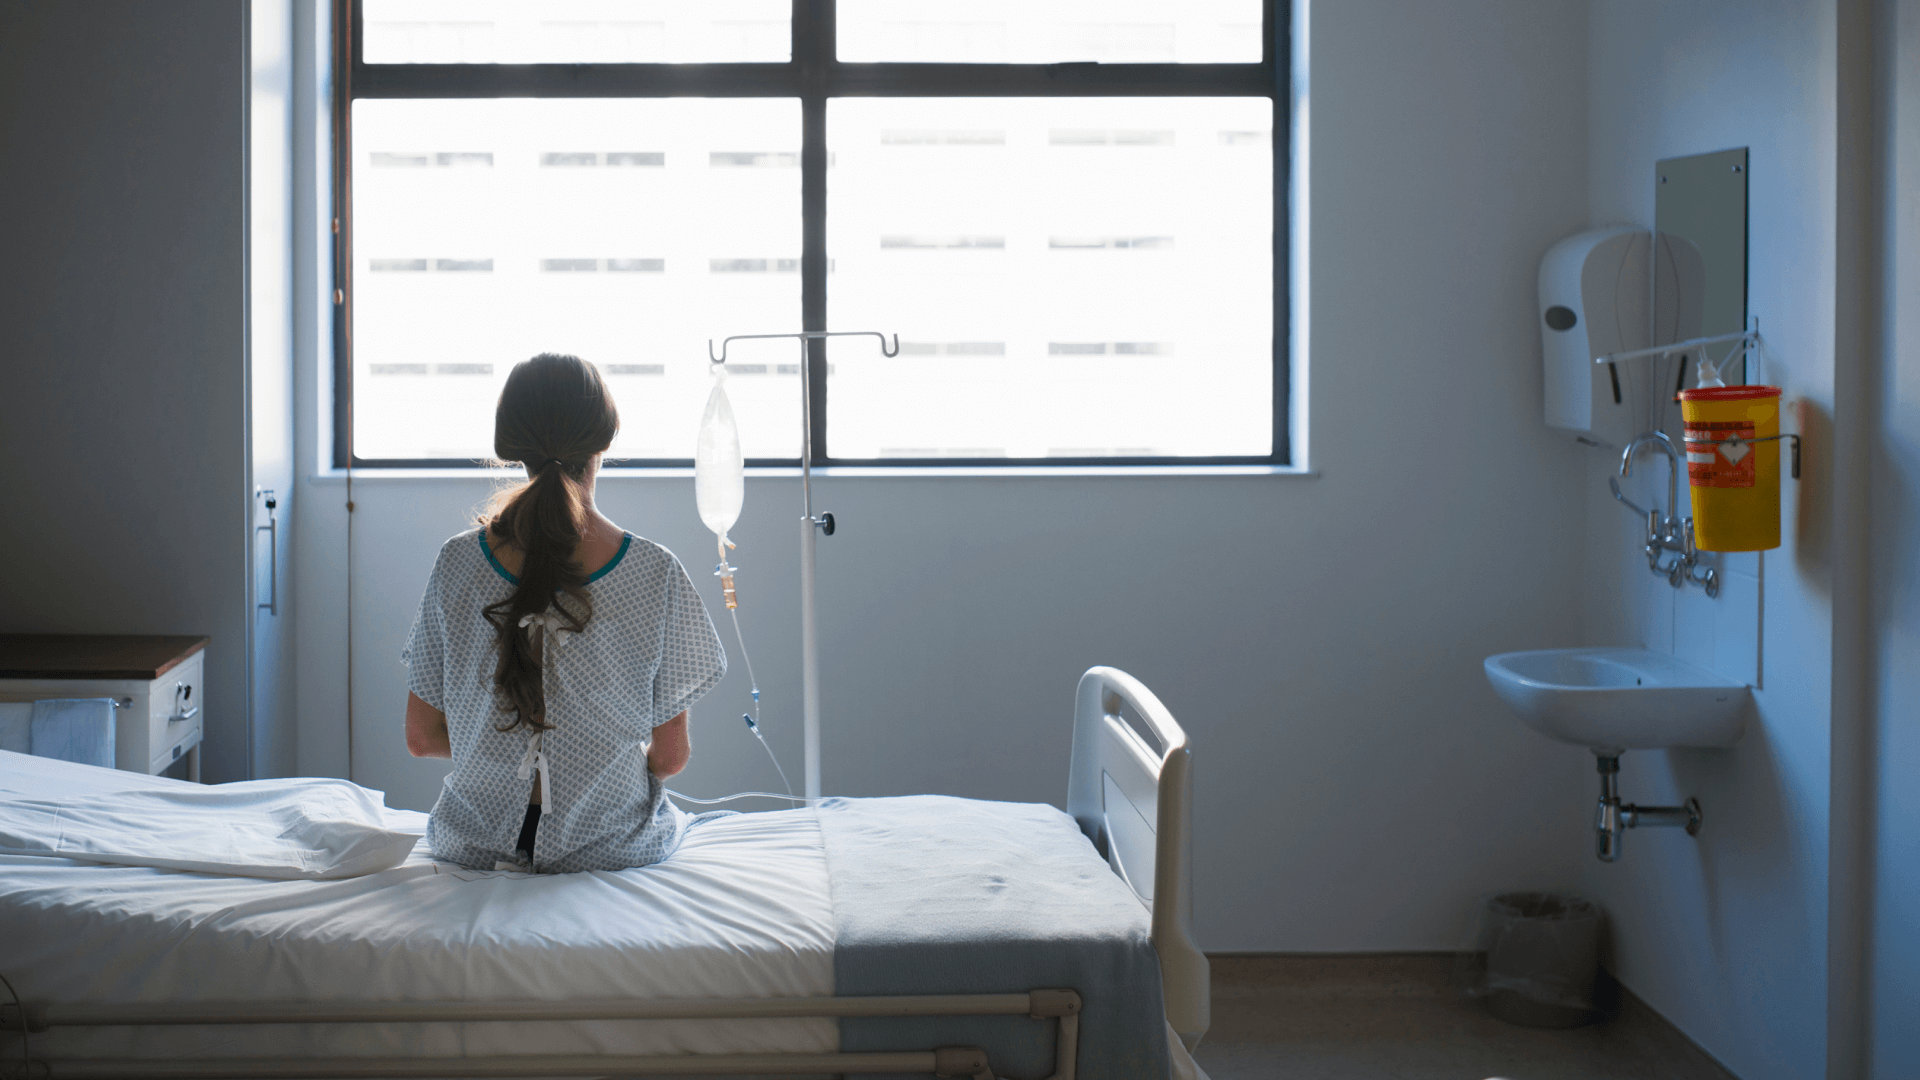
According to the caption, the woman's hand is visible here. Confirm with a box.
[648,711,691,778]
[405,693,451,758]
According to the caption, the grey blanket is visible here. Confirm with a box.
[817,795,1170,1080]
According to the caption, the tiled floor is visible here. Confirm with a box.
[1193,955,1738,1080]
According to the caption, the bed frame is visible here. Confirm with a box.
[2,666,1204,1080]
[1067,666,1209,1054]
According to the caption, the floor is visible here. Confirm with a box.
[1192,955,1739,1080]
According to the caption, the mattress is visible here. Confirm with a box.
[0,753,1187,1079]
[817,795,1170,1080]
[0,751,835,1061]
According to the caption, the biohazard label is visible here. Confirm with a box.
[1685,421,1756,488]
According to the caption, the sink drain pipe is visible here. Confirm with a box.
[1594,755,1702,862]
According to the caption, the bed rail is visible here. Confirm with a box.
[1065,666,1208,1053]
[4,1050,987,1080]
[0,990,1080,1080]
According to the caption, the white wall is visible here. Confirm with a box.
[299,0,1596,951]
[0,1,258,783]
[1869,1,1920,1075]
[250,0,299,781]
[1578,3,1840,1078]
[290,0,349,787]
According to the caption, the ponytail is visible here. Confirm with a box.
[480,354,620,733]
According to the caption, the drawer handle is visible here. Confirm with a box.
[169,684,197,724]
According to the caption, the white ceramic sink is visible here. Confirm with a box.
[1483,647,1748,755]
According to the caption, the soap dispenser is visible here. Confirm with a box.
[1537,226,1704,446]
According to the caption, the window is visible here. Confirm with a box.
[338,0,1286,466]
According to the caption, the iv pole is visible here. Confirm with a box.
[708,330,899,802]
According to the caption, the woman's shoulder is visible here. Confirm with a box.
[428,526,493,581]
[438,525,488,560]
[603,534,678,578]
[621,533,674,562]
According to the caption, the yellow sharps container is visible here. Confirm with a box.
[1678,385,1782,551]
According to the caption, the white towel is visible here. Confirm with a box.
[30,698,116,768]
[0,702,30,754]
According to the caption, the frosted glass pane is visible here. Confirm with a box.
[362,0,789,64]
[826,98,1272,460]
[838,0,1262,64]
[351,98,801,460]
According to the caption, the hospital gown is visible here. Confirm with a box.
[404,529,727,873]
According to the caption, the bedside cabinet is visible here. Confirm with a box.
[0,635,208,780]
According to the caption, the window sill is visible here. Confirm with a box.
[307,464,1317,484]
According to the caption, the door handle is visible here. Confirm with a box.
[256,489,278,616]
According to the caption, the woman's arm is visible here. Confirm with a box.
[406,693,451,758]
[648,711,691,778]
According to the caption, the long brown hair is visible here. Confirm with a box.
[481,353,619,732]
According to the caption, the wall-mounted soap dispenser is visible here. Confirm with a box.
[1538,226,1704,447]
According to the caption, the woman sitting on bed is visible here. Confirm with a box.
[403,353,728,873]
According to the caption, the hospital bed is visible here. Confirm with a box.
[0,666,1206,1080]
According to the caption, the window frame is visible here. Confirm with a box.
[334,0,1289,469]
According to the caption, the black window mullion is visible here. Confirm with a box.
[821,63,1270,98]
[1271,0,1290,463]
[352,63,806,98]
[336,0,357,469]
[798,0,831,460]
[349,62,1268,99]
[340,0,1289,468]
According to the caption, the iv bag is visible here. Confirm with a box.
[695,368,744,546]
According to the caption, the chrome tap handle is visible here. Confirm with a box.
[1611,432,1723,599]
[1609,474,1650,519]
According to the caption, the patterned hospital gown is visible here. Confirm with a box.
[403,528,727,873]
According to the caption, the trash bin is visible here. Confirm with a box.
[1481,892,1603,1029]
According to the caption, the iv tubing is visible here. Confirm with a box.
[747,715,794,797]
[666,789,806,805]
[718,577,791,798]
[729,605,760,704]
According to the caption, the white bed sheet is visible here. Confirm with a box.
[0,751,836,1062]
[0,774,420,879]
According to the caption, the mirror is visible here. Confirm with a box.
[1655,147,1749,379]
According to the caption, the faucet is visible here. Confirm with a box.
[1621,432,1680,529]
[1610,431,1718,597]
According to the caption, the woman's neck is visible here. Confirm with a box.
[486,515,624,577]
[487,453,625,575]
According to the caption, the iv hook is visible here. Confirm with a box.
[708,330,900,364]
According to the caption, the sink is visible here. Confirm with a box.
[1483,647,1748,755]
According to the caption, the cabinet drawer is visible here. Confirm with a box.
[153,726,202,773]
[147,654,203,767]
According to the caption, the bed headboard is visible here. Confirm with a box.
[1065,666,1209,1052]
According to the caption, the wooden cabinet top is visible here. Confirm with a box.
[0,635,209,681]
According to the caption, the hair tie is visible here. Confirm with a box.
[542,458,566,470]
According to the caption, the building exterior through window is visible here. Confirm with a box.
[342,0,1285,466]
